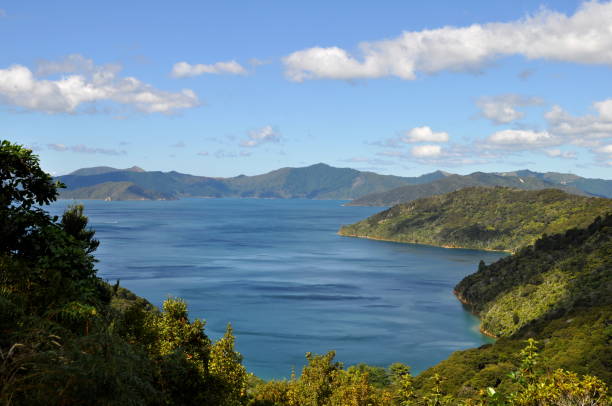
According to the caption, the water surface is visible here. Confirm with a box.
[50,198,504,379]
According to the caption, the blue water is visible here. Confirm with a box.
[49,198,504,379]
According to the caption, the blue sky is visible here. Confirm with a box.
[1,1,612,178]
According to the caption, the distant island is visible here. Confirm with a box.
[339,187,612,252]
[57,163,612,202]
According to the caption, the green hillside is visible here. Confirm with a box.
[60,181,175,200]
[347,171,587,206]
[410,214,612,399]
[339,187,612,252]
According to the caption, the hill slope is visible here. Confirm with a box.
[339,187,612,252]
[347,171,588,206]
[412,214,612,397]
[57,163,444,201]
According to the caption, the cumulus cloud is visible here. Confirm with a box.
[546,100,612,140]
[240,125,282,147]
[476,94,544,124]
[404,126,449,143]
[484,129,561,150]
[171,61,247,78]
[411,144,442,158]
[0,56,199,114]
[284,1,612,81]
[47,143,126,155]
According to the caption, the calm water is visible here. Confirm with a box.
[49,198,504,379]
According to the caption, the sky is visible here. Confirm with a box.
[1,0,612,178]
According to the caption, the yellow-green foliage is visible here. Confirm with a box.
[339,187,612,252]
[249,342,610,405]
[456,213,612,338]
[481,269,569,337]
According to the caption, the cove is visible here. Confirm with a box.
[49,198,505,380]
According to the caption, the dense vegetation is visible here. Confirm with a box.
[339,187,612,252]
[0,141,247,405]
[454,213,612,337]
[2,141,610,405]
[346,172,589,207]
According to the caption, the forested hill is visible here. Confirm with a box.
[346,171,592,206]
[411,214,612,397]
[454,212,612,338]
[57,163,444,201]
[339,187,612,252]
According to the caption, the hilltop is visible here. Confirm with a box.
[345,170,612,206]
[57,163,444,201]
[57,164,612,202]
[339,187,612,252]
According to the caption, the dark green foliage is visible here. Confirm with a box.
[340,187,612,252]
[0,141,247,405]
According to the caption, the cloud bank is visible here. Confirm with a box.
[284,1,612,81]
[0,55,199,114]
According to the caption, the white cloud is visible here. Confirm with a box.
[171,61,247,78]
[240,125,282,147]
[404,126,449,143]
[476,94,543,124]
[545,149,576,159]
[171,141,186,148]
[484,129,561,150]
[196,151,209,156]
[47,143,126,155]
[284,1,612,81]
[546,100,612,140]
[0,9,6,17]
[0,57,199,114]
[597,144,612,156]
[411,144,442,158]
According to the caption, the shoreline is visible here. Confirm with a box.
[453,290,499,339]
[337,231,513,253]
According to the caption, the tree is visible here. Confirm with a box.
[0,140,63,256]
[209,324,248,406]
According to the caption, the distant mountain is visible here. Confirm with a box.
[339,187,612,252]
[59,181,175,201]
[497,169,612,198]
[346,170,603,206]
[67,166,145,177]
[57,163,445,201]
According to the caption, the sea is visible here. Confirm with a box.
[48,198,505,379]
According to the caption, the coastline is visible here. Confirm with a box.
[453,290,499,339]
[337,231,513,253]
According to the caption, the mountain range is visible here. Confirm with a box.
[57,163,612,202]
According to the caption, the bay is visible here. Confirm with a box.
[49,198,505,379]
